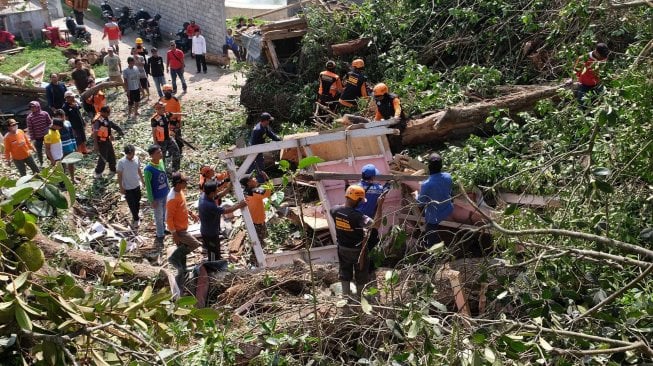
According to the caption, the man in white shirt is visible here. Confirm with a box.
[117,144,145,229]
[191,29,207,74]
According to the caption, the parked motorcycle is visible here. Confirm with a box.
[144,14,162,47]
[100,0,114,23]
[133,9,152,23]
[65,15,92,43]
[173,22,191,53]
[117,6,136,35]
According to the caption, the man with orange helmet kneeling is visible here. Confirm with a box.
[373,82,406,153]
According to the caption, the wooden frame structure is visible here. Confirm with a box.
[218,126,399,267]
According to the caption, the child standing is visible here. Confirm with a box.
[240,174,272,248]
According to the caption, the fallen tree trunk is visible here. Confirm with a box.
[80,81,122,100]
[0,84,46,96]
[35,234,170,288]
[330,38,372,56]
[402,83,568,146]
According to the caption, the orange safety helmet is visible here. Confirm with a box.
[351,58,365,69]
[162,84,173,91]
[373,83,388,97]
[345,185,367,202]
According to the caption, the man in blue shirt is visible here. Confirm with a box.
[198,181,246,261]
[45,74,67,113]
[247,112,281,182]
[354,164,390,271]
[417,153,454,248]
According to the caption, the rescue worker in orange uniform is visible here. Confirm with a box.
[85,78,106,117]
[317,60,343,112]
[92,106,124,179]
[338,58,369,110]
[373,82,406,153]
[159,84,184,153]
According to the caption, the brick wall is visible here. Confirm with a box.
[91,0,226,54]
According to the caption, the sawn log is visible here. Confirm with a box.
[402,84,568,146]
[35,234,171,288]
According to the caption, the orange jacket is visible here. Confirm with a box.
[160,96,182,123]
[318,70,343,98]
[166,190,189,232]
[4,129,33,161]
[245,188,271,224]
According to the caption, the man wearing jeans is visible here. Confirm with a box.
[148,48,166,97]
[166,41,187,94]
[144,144,169,248]
[117,144,145,229]
[416,153,454,248]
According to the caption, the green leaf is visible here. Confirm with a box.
[2,186,34,206]
[176,296,198,307]
[298,156,324,170]
[12,210,25,229]
[119,239,127,257]
[7,272,30,292]
[504,203,518,215]
[61,152,84,165]
[40,184,68,209]
[25,200,55,217]
[593,180,614,194]
[193,307,219,321]
[278,160,291,171]
[14,305,32,331]
[360,296,372,314]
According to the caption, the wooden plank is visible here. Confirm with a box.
[313,171,428,181]
[0,47,25,55]
[265,245,338,268]
[263,29,307,41]
[265,40,280,70]
[225,158,266,267]
[498,192,561,208]
[0,85,46,95]
[11,63,31,79]
[218,127,398,159]
[258,17,308,29]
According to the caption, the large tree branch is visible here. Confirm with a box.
[456,183,653,259]
[608,0,653,9]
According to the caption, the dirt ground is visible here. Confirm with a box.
[52,15,245,102]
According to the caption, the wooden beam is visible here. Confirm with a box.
[253,1,314,20]
[264,245,339,268]
[218,127,398,159]
[498,192,561,208]
[263,29,307,41]
[225,158,266,267]
[265,39,280,70]
[312,171,428,181]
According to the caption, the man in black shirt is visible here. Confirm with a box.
[246,112,281,182]
[330,185,386,301]
[148,48,166,97]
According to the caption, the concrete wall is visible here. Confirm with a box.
[90,0,226,54]
[0,1,51,42]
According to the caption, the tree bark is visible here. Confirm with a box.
[35,234,171,287]
[402,84,567,146]
[79,81,123,100]
[330,38,372,57]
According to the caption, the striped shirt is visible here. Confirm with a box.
[26,110,52,140]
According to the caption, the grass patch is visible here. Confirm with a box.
[0,41,108,82]
[0,41,79,79]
